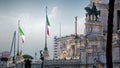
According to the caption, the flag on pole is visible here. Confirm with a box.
[19,27,25,43]
[46,15,51,36]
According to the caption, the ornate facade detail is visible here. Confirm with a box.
[35,0,120,68]
[54,35,84,60]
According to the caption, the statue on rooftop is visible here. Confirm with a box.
[85,2,100,21]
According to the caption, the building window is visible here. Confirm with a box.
[117,10,120,30]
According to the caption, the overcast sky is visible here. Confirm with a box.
[0,0,89,59]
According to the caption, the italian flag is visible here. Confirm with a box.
[46,15,51,36]
[19,27,25,43]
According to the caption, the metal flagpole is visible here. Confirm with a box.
[42,6,48,68]
[13,31,16,64]
[44,7,48,51]
[17,20,20,56]
[10,31,16,55]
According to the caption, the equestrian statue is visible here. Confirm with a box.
[85,2,100,21]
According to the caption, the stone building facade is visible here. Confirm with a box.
[54,34,84,60]
[44,0,120,68]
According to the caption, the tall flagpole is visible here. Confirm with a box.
[13,31,16,63]
[44,7,48,51]
[43,6,50,60]
[17,20,20,56]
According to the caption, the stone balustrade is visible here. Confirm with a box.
[44,59,80,65]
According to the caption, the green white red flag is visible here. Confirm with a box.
[46,15,51,36]
[19,27,25,43]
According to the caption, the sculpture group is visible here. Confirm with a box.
[85,2,100,21]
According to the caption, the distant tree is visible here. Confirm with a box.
[106,0,115,68]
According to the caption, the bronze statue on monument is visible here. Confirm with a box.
[85,2,100,21]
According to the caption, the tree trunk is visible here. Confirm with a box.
[106,0,115,68]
